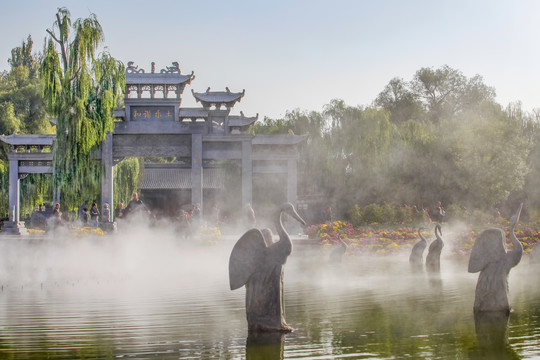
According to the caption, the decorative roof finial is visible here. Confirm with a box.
[160,61,181,74]
[126,61,144,73]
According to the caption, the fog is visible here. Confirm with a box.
[0,202,534,330]
[0,218,237,294]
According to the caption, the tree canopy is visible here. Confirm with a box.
[255,65,538,219]
[40,7,125,208]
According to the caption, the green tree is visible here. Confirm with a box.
[0,36,55,218]
[41,7,124,208]
[0,36,52,135]
[0,102,21,135]
[114,158,141,208]
[374,77,424,124]
[8,35,39,78]
[405,65,496,123]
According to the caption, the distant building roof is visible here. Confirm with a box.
[126,72,194,85]
[228,112,258,127]
[0,133,55,146]
[125,61,194,85]
[228,112,258,133]
[192,88,245,109]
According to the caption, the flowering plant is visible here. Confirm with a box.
[309,222,540,257]
[197,226,222,246]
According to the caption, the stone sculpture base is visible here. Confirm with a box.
[1,221,28,235]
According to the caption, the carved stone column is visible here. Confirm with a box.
[9,159,19,223]
[191,133,203,214]
[101,132,114,224]
[1,158,27,235]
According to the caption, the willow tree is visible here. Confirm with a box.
[40,8,124,209]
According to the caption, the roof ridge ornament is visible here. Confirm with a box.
[126,61,185,75]
[160,62,181,74]
[126,61,144,73]
[239,111,259,120]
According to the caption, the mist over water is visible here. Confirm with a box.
[0,218,539,359]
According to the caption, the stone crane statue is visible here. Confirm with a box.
[426,223,443,273]
[329,230,348,263]
[468,204,523,313]
[409,227,428,271]
[229,203,306,332]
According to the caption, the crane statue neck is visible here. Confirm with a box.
[435,224,442,241]
[274,210,292,255]
[418,228,427,243]
[508,204,523,266]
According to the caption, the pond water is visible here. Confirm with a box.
[0,233,539,359]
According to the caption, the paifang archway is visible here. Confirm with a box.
[1,61,305,234]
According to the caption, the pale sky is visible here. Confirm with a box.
[1,0,538,119]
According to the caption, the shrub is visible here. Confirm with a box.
[394,206,412,224]
[381,203,395,224]
[361,203,384,225]
[348,205,362,227]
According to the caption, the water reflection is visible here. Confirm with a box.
[471,311,520,360]
[246,332,285,360]
[428,272,443,289]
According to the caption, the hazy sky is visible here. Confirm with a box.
[1,0,538,119]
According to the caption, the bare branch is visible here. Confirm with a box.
[46,29,61,44]
[69,67,82,83]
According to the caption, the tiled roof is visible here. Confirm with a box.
[126,72,194,85]
[191,88,245,106]
[0,134,55,146]
[228,113,258,127]
[141,168,223,189]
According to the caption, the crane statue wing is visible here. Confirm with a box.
[468,228,507,273]
[229,229,268,290]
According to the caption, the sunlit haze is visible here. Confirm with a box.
[0,0,539,119]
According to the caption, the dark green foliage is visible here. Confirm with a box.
[358,204,384,225]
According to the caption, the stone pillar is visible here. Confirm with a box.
[1,158,27,235]
[9,159,19,223]
[101,132,114,226]
[191,133,203,214]
[242,140,253,209]
[287,158,298,206]
[224,113,230,135]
